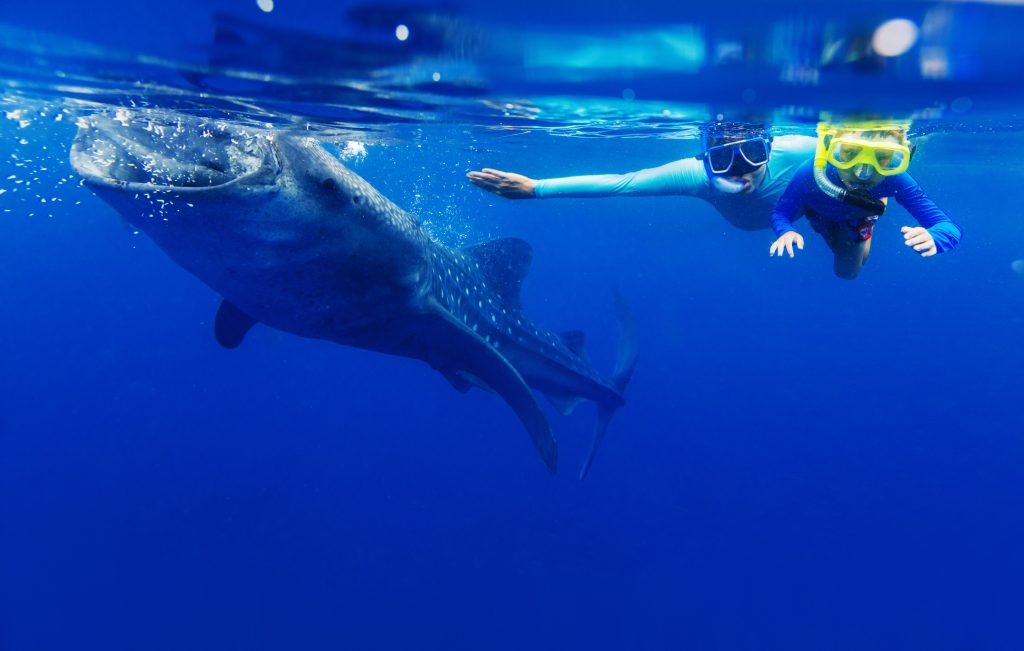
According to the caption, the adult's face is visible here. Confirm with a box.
[703,133,771,194]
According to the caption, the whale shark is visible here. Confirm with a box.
[69,113,637,476]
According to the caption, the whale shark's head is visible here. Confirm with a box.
[70,114,282,197]
[69,112,431,333]
[70,113,421,241]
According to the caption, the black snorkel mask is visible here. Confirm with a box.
[701,135,773,178]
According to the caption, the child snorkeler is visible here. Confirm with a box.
[768,121,962,279]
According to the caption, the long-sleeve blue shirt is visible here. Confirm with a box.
[771,161,963,253]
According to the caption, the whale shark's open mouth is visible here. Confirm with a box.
[70,113,279,192]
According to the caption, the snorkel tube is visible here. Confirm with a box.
[813,123,887,215]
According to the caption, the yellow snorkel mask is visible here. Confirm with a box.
[812,119,912,213]
[825,134,910,176]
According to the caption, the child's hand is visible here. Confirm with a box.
[770,231,805,258]
[901,226,937,257]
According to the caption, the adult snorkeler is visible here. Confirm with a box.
[768,120,962,279]
[467,122,816,232]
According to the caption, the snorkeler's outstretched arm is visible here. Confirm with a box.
[891,174,963,255]
[467,159,705,199]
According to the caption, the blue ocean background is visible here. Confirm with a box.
[2,1,1024,649]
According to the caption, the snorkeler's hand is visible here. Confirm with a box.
[770,231,805,258]
[466,168,537,199]
[901,226,937,257]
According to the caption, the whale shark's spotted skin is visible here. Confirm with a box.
[427,247,607,392]
[70,113,636,475]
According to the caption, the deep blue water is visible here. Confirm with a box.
[2,2,1024,650]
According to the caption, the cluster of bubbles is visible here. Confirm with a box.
[80,110,271,187]
[1,102,82,218]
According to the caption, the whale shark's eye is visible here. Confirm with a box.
[352,194,363,205]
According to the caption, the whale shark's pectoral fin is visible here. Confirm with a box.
[424,300,557,474]
[214,299,258,349]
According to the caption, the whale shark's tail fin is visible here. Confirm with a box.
[579,290,639,480]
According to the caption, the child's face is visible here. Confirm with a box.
[834,130,905,190]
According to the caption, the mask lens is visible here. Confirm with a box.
[875,147,905,172]
[706,146,735,174]
[832,141,862,165]
[738,139,769,166]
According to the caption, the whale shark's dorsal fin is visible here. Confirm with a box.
[214,299,258,349]
[462,238,532,309]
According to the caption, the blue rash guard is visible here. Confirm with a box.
[532,135,817,231]
[771,161,963,253]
